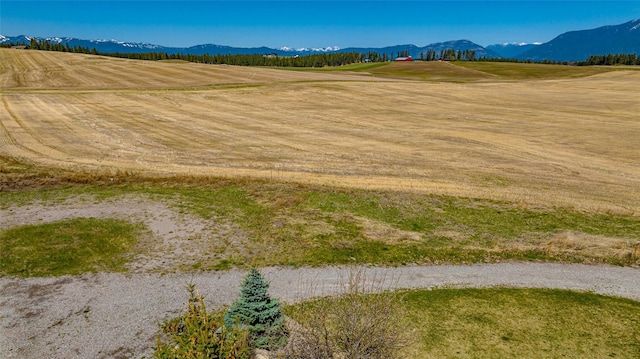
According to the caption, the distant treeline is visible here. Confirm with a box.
[110,51,369,67]
[7,38,100,54]
[109,48,484,66]
[6,38,639,67]
[580,53,640,66]
[7,39,483,67]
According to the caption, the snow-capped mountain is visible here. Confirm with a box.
[0,35,166,52]
[0,35,344,56]
[486,43,541,59]
[3,19,639,61]
[0,34,494,58]
[92,39,164,50]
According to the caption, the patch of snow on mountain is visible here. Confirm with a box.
[315,46,340,51]
[279,45,340,52]
[87,38,162,49]
[500,42,539,47]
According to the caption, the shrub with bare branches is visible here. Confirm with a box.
[282,268,407,359]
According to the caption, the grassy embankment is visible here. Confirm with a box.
[2,179,639,276]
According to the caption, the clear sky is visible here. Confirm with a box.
[1,1,639,48]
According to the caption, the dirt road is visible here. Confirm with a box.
[1,263,639,358]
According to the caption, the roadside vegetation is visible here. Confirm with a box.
[155,268,408,359]
[156,269,640,359]
[154,283,252,359]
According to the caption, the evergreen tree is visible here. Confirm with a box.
[224,268,287,350]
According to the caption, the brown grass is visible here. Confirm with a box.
[2,49,640,216]
[367,61,495,81]
[542,231,640,263]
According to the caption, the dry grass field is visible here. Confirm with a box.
[2,48,640,215]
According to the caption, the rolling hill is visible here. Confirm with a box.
[2,49,640,214]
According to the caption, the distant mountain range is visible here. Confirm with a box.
[516,19,640,62]
[2,19,639,62]
[0,35,499,58]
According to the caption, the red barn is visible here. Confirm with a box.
[395,56,413,62]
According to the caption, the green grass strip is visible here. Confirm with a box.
[0,217,141,277]
[404,288,640,358]
[285,288,640,359]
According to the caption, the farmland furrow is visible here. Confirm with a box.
[0,96,18,148]
[25,95,112,162]
[0,94,53,159]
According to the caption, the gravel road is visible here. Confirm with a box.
[1,263,639,359]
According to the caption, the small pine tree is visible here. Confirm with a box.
[224,268,288,350]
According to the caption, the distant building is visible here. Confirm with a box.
[395,56,412,62]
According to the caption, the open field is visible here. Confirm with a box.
[2,49,640,216]
[0,48,372,89]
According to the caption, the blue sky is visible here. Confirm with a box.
[1,1,639,48]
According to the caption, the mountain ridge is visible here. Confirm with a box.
[486,43,541,59]
[516,18,640,61]
[2,19,639,61]
[0,35,500,59]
